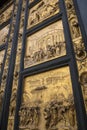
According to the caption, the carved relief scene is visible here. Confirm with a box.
[0,4,13,25]
[24,21,66,68]
[65,0,87,112]
[28,0,60,28]
[0,25,9,45]
[0,50,5,73]
[19,67,78,130]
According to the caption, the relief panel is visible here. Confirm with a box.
[0,25,9,45]
[28,0,60,28]
[19,66,78,130]
[25,20,66,68]
[0,5,13,25]
[0,50,5,73]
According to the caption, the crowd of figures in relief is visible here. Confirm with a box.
[19,67,77,130]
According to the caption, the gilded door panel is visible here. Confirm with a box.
[19,66,78,130]
[0,25,9,45]
[0,4,13,25]
[0,50,5,73]
[28,0,60,28]
[24,20,66,68]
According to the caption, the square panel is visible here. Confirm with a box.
[25,20,66,68]
[19,66,78,130]
[28,0,60,28]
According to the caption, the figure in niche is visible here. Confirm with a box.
[0,89,4,113]
[9,88,17,116]
[66,0,73,10]
[1,69,7,87]
[70,16,81,39]
[75,48,86,61]
[74,40,86,61]
[7,119,14,130]
[14,70,19,87]
[80,72,87,111]
[0,62,2,72]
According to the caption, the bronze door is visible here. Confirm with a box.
[0,0,87,130]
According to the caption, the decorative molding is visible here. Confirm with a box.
[65,0,87,112]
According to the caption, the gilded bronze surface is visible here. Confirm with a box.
[7,1,27,130]
[0,25,9,45]
[0,50,5,73]
[0,0,86,130]
[0,50,5,119]
[29,0,35,4]
[25,20,66,68]
[28,0,60,28]
[19,66,77,130]
[65,0,87,112]
[0,5,13,25]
